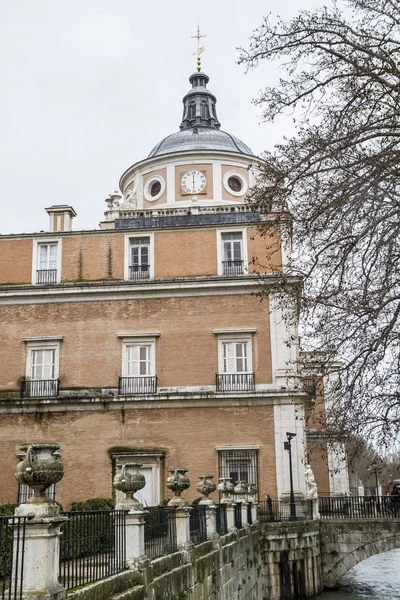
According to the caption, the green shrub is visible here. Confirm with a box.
[70,498,114,512]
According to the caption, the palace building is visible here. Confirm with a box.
[0,67,348,507]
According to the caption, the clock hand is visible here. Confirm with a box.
[193,173,195,190]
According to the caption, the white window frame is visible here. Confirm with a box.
[124,233,154,280]
[217,446,260,498]
[24,337,63,381]
[216,334,253,375]
[32,237,62,285]
[216,228,248,276]
[144,175,166,202]
[222,170,248,197]
[118,333,160,377]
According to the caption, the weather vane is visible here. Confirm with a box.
[191,25,206,72]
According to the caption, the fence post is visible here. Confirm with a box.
[13,442,68,600]
[241,501,248,527]
[175,506,192,547]
[226,503,236,532]
[124,509,148,567]
[205,504,217,538]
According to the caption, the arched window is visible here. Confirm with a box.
[201,102,208,119]
[188,103,196,120]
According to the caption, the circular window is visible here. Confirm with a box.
[144,175,166,202]
[228,176,242,193]
[150,181,161,197]
[223,171,248,197]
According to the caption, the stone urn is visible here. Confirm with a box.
[166,468,190,506]
[113,463,146,509]
[247,483,257,503]
[196,475,217,505]
[233,480,248,503]
[15,443,64,503]
[217,477,234,504]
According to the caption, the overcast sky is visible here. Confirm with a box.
[0,0,328,235]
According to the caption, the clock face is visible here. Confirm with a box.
[181,170,206,195]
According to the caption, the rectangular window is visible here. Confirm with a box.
[218,448,259,500]
[31,349,56,380]
[124,234,154,281]
[32,238,62,285]
[223,341,248,373]
[126,345,151,376]
[129,237,150,280]
[217,229,248,276]
[24,338,62,398]
[37,243,58,284]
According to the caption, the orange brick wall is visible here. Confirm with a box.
[307,441,330,496]
[0,294,272,390]
[0,405,277,508]
[306,378,326,429]
[0,225,282,284]
[0,238,32,284]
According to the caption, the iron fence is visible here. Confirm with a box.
[216,373,255,392]
[36,269,57,285]
[129,265,150,280]
[189,505,207,544]
[215,504,228,536]
[118,376,157,395]
[0,515,28,600]
[59,510,126,590]
[21,379,60,398]
[234,503,242,529]
[258,499,314,522]
[222,260,244,275]
[319,495,397,519]
[144,506,177,560]
[247,503,253,525]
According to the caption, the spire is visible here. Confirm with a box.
[191,25,206,72]
[179,72,221,131]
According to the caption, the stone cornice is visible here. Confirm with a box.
[0,274,302,305]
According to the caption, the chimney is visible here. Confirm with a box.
[45,205,77,232]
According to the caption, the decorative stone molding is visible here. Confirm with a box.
[196,475,216,505]
[113,463,146,510]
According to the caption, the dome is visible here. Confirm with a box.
[147,71,254,159]
[148,127,253,158]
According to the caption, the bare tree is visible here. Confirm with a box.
[239,0,400,447]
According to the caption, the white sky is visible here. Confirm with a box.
[0,0,326,235]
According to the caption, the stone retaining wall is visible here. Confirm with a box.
[69,522,322,600]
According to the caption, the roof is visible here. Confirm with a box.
[148,127,254,158]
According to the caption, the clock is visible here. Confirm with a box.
[181,170,206,195]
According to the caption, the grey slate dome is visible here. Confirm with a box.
[148,71,254,158]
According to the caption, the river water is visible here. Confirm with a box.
[313,549,400,599]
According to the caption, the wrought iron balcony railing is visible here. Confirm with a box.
[36,269,57,284]
[21,379,60,398]
[118,376,157,395]
[222,260,244,275]
[216,373,255,392]
[129,265,150,280]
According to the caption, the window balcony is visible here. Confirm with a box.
[21,379,60,398]
[216,373,255,392]
[129,265,150,280]
[118,376,158,395]
[222,260,244,276]
[36,269,57,285]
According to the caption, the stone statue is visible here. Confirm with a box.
[304,464,318,500]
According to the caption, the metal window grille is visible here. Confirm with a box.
[215,504,228,536]
[144,506,177,559]
[0,515,28,600]
[59,510,126,590]
[189,505,207,544]
[234,503,242,529]
[221,260,244,275]
[128,265,150,280]
[21,379,60,398]
[36,269,58,285]
[118,376,157,395]
[216,373,255,392]
[18,483,56,504]
[218,449,259,501]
